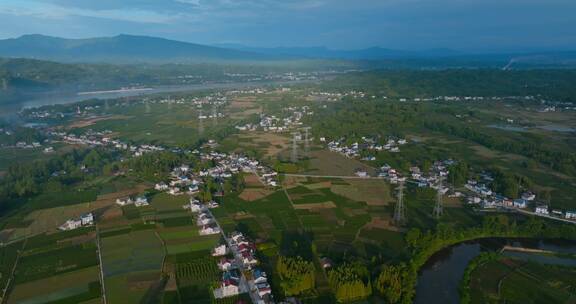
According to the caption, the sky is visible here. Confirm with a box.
[0,0,575,51]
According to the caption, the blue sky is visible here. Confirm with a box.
[0,0,574,51]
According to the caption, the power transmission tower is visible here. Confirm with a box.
[291,132,299,163]
[301,127,311,158]
[393,181,405,225]
[433,176,444,219]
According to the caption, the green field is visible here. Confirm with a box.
[469,258,576,304]
[8,267,101,304]
[101,230,164,303]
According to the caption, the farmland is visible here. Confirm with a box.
[468,257,576,304]
[1,71,576,304]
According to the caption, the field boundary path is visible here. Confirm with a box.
[95,226,107,304]
[0,239,26,304]
[282,173,386,180]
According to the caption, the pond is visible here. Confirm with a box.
[414,238,576,304]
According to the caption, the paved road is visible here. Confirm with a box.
[205,208,262,304]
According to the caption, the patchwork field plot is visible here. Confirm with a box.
[100,230,164,303]
[175,257,221,303]
[469,258,576,304]
[158,227,220,255]
[8,267,101,304]
[14,243,98,284]
[305,150,376,176]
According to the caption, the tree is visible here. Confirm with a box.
[375,265,403,303]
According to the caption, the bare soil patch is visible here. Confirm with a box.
[68,115,131,129]
[292,201,336,210]
[239,188,273,202]
[238,132,290,157]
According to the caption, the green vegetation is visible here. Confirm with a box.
[327,262,372,303]
[276,256,315,296]
[467,257,576,304]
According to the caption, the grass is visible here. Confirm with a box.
[175,257,220,303]
[469,258,576,304]
[150,193,189,212]
[100,230,164,277]
[14,243,98,284]
[7,267,101,304]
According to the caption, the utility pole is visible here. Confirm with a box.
[433,176,444,219]
[291,132,299,163]
[393,180,405,225]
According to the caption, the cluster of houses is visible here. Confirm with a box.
[59,213,94,231]
[235,105,314,134]
[155,150,278,197]
[188,198,222,235]
[52,129,165,157]
[465,180,576,221]
[115,196,149,207]
[326,136,408,159]
[212,232,272,302]
[307,90,372,102]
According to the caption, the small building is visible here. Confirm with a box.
[513,199,528,209]
[80,213,94,226]
[155,182,169,191]
[212,244,228,257]
[116,198,133,206]
[565,211,576,220]
[134,196,149,207]
[59,219,82,231]
[535,205,549,215]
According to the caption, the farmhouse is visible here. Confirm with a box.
[535,205,549,215]
[218,258,235,271]
[59,219,82,231]
[214,270,241,298]
[80,213,94,226]
[212,244,228,256]
[116,197,133,206]
[200,224,221,235]
[134,196,149,207]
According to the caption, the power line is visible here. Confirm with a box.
[393,180,406,225]
[433,176,444,219]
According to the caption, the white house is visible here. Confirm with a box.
[135,196,149,207]
[535,205,549,215]
[218,258,234,271]
[521,192,536,201]
[212,244,228,256]
[59,219,82,231]
[116,198,133,206]
[513,199,528,209]
[565,211,576,220]
[155,182,169,191]
[200,224,221,235]
[80,213,94,226]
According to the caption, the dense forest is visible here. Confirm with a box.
[322,69,576,101]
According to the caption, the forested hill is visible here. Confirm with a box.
[0,34,274,63]
[322,69,576,101]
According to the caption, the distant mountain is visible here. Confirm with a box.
[0,34,277,63]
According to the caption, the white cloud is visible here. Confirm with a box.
[0,1,186,24]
